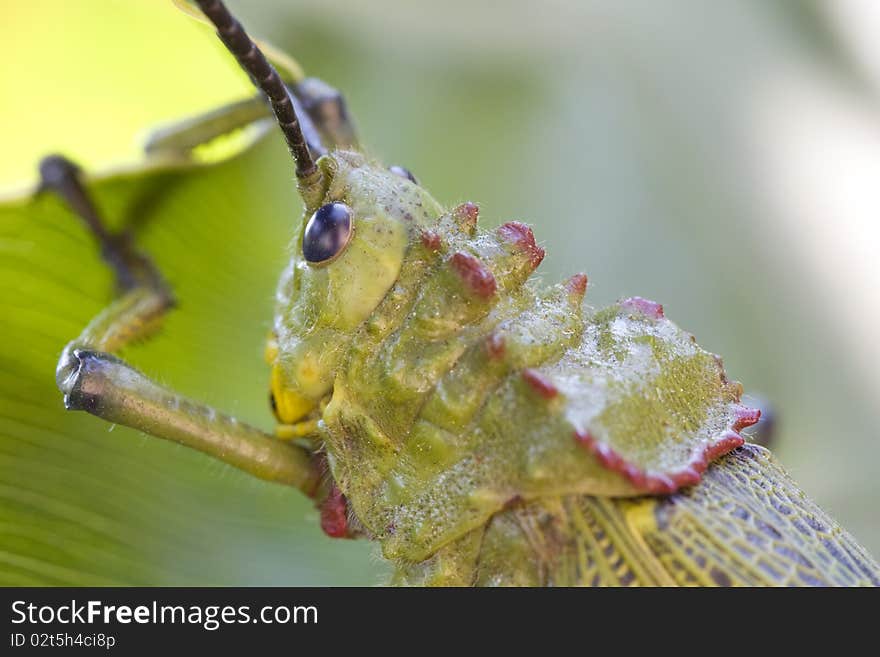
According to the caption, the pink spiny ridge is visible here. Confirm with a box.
[453,202,479,234]
[320,485,350,539]
[732,404,761,431]
[451,252,497,299]
[704,430,746,461]
[522,368,559,399]
[620,296,664,319]
[421,230,442,252]
[573,425,746,495]
[497,221,545,270]
[485,333,506,360]
[565,273,588,299]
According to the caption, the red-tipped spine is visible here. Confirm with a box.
[421,230,442,252]
[565,273,588,299]
[731,404,761,431]
[451,252,497,299]
[620,296,664,319]
[452,202,479,235]
[498,221,545,270]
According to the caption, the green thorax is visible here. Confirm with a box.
[271,153,754,563]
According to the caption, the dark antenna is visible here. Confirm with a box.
[194,0,317,179]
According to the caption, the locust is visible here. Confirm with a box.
[37,0,880,586]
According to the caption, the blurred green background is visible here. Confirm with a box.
[1,0,878,585]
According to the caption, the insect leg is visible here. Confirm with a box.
[38,155,169,297]
[40,155,319,493]
[293,77,359,150]
[143,94,274,158]
[143,78,357,160]
[57,349,318,490]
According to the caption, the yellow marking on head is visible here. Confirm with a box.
[270,364,316,424]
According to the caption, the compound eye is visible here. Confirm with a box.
[302,202,353,265]
[389,165,418,185]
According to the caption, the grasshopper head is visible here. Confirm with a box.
[270,151,445,423]
[187,0,446,422]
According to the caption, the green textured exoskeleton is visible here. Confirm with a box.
[41,0,880,586]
